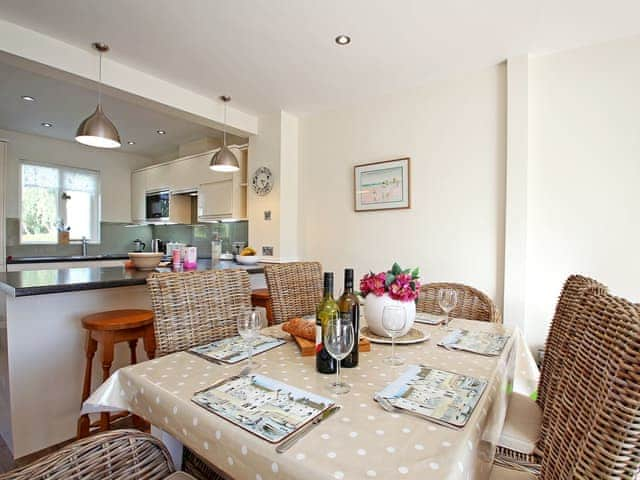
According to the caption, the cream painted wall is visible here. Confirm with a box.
[0,128,152,222]
[525,36,640,348]
[299,65,507,302]
[248,114,282,257]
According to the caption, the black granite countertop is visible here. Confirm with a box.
[0,260,264,297]
[6,254,131,264]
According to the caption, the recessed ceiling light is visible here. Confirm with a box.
[156,130,166,135]
[335,35,351,45]
[41,122,53,128]
[127,141,136,145]
[21,95,36,102]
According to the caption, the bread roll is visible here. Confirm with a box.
[282,317,315,341]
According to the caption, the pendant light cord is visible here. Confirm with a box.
[223,100,227,147]
[97,51,103,107]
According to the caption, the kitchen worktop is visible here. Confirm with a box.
[6,254,131,264]
[0,259,264,297]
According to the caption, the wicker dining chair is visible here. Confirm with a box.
[491,291,640,479]
[0,429,186,480]
[264,262,323,325]
[147,269,251,357]
[495,275,607,472]
[417,282,500,323]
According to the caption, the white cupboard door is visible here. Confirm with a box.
[198,180,233,218]
[131,171,147,221]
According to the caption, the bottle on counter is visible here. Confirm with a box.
[338,268,359,368]
[316,272,338,374]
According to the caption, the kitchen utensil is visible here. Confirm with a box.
[151,239,164,253]
[132,239,146,252]
[275,405,341,453]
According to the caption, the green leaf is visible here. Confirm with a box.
[402,268,410,274]
[411,267,420,279]
[409,281,416,290]
[391,262,401,275]
[385,274,395,286]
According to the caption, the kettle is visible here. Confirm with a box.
[133,239,146,252]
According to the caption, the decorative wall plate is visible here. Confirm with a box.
[251,167,273,196]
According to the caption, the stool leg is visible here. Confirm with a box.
[99,337,115,432]
[143,325,156,360]
[128,339,138,364]
[77,334,98,438]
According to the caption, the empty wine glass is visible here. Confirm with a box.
[438,288,458,328]
[324,315,355,394]
[237,307,265,371]
[382,306,407,366]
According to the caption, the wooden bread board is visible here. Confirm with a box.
[293,335,371,356]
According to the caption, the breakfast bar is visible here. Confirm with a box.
[0,261,265,458]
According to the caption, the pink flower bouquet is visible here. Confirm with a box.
[360,263,421,302]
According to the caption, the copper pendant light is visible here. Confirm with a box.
[75,43,121,149]
[210,96,239,172]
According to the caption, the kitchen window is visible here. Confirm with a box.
[20,162,101,244]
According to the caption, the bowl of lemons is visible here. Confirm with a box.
[235,247,260,265]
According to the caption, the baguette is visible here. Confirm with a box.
[282,317,315,341]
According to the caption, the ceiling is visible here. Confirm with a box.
[0,60,246,157]
[1,1,639,116]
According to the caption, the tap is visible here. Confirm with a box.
[81,237,89,256]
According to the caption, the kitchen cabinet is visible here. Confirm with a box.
[131,146,247,223]
[198,180,233,217]
[131,170,147,222]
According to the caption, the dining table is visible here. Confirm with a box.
[83,318,532,480]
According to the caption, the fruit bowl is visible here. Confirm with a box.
[128,252,164,270]
[235,255,260,265]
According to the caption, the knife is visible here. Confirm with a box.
[275,405,341,453]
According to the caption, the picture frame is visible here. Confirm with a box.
[353,157,411,212]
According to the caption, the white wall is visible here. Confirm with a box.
[525,36,640,348]
[0,128,151,222]
[299,65,506,302]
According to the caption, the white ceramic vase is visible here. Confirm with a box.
[364,293,416,337]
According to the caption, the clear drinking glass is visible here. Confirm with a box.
[324,315,355,394]
[382,306,407,366]
[438,288,458,328]
[237,307,265,371]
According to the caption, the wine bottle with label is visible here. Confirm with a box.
[316,272,338,374]
[338,268,359,368]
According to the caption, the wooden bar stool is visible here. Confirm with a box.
[251,288,274,325]
[77,309,156,438]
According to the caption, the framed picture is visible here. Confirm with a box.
[353,157,411,212]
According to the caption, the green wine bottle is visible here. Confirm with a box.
[339,268,359,368]
[316,272,338,374]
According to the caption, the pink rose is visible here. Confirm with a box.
[360,272,386,297]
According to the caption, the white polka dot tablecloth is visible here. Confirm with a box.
[83,319,524,480]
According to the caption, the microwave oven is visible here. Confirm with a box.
[145,189,170,222]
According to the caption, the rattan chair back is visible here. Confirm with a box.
[264,262,323,325]
[0,430,174,480]
[540,292,640,479]
[536,274,607,457]
[147,269,251,357]
[417,282,500,322]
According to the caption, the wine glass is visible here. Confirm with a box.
[382,306,407,366]
[237,307,265,371]
[438,288,458,328]
[324,315,355,394]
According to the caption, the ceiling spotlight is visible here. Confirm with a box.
[335,35,351,45]
[156,130,166,135]
[21,95,36,102]
[41,122,53,128]
[127,141,136,145]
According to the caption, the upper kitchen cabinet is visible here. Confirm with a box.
[130,147,247,223]
[131,170,147,222]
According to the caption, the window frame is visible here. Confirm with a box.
[19,160,102,245]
